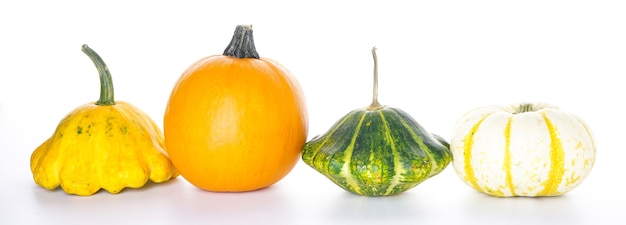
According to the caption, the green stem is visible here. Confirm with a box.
[515,103,534,114]
[223,24,260,59]
[82,44,115,106]
[367,47,383,111]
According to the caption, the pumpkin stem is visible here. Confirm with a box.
[515,103,534,114]
[223,24,260,59]
[82,44,115,106]
[367,46,383,111]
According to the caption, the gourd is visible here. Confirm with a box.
[302,47,452,196]
[30,44,178,196]
[163,25,308,192]
[449,103,596,197]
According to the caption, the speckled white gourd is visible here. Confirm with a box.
[450,103,595,197]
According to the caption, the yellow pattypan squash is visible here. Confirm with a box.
[30,44,178,196]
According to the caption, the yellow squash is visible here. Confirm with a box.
[30,44,178,196]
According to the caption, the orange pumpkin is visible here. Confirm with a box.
[163,25,308,192]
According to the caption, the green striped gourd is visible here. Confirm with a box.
[302,47,452,196]
[449,103,596,197]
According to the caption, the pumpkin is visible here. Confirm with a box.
[449,102,596,197]
[163,25,308,192]
[301,47,452,196]
[30,44,178,196]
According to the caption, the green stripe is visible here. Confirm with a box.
[349,110,395,196]
[302,110,355,165]
[388,108,451,177]
[302,110,363,192]
[378,110,405,196]
[341,111,368,195]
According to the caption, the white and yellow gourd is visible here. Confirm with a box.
[450,102,595,197]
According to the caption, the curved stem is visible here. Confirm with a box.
[223,24,260,59]
[367,47,383,110]
[82,44,115,106]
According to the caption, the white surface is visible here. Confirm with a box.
[1,1,625,224]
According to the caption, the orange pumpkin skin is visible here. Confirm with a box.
[164,25,308,192]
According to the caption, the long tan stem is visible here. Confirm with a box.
[367,47,383,110]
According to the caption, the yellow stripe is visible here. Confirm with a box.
[387,109,436,176]
[537,113,565,196]
[341,112,367,195]
[503,117,516,196]
[307,111,356,190]
[307,112,353,182]
[463,114,492,193]
[312,112,354,156]
[378,111,403,195]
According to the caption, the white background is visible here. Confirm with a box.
[1,0,625,224]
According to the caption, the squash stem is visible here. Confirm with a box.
[82,44,115,106]
[223,25,260,59]
[515,103,534,114]
[367,47,383,111]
